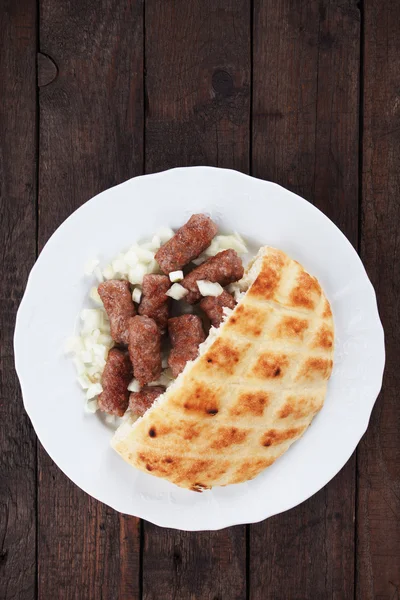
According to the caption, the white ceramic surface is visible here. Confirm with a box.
[14,167,385,531]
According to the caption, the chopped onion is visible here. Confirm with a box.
[215,233,248,254]
[128,263,147,285]
[203,239,220,257]
[85,398,99,414]
[197,280,224,297]
[135,247,154,263]
[146,259,161,274]
[78,374,91,389]
[65,336,84,354]
[102,264,115,280]
[169,270,184,283]
[192,256,207,266]
[84,258,100,276]
[72,357,86,375]
[112,257,129,277]
[93,266,104,283]
[132,287,142,304]
[150,235,161,250]
[161,354,169,369]
[86,383,103,400]
[98,333,113,347]
[123,249,138,267]
[89,286,103,305]
[127,379,141,393]
[156,227,175,243]
[166,283,188,300]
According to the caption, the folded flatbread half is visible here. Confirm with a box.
[112,246,334,490]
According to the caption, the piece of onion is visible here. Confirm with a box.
[86,383,103,400]
[166,283,188,300]
[132,287,142,304]
[196,280,224,297]
[127,379,141,393]
[169,270,184,283]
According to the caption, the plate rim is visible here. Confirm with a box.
[14,166,385,531]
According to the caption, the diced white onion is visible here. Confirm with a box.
[127,379,141,393]
[84,258,100,276]
[148,369,173,388]
[192,256,207,266]
[215,233,248,254]
[89,286,103,305]
[78,374,91,389]
[161,354,169,369]
[146,259,161,274]
[169,270,184,283]
[197,280,224,297]
[93,266,104,283]
[166,283,188,300]
[128,263,147,285]
[102,264,115,280]
[81,349,93,364]
[98,333,113,347]
[105,414,116,425]
[135,247,154,263]
[156,226,175,243]
[132,287,142,303]
[112,257,129,277]
[203,240,220,257]
[86,383,103,400]
[65,336,83,354]
[72,357,86,375]
[85,398,99,414]
[150,235,161,250]
[124,250,138,267]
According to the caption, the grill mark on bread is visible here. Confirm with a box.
[260,426,305,447]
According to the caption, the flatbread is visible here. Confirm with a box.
[112,246,334,490]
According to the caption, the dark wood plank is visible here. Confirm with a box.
[37,1,143,598]
[144,0,250,174]
[357,1,400,597]
[143,1,250,598]
[251,1,360,598]
[0,1,38,599]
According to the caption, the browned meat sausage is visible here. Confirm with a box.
[129,386,166,417]
[168,315,206,378]
[155,214,218,274]
[98,280,136,345]
[200,290,236,328]
[128,316,162,386]
[98,348,132,416]
[181,249,244,303]
[138,274,171,331]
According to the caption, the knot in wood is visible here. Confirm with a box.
[212,70,234,97]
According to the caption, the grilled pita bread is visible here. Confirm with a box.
[112,246,334,490]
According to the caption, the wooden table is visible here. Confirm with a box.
[1,1,399,598]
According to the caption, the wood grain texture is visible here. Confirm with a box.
[0,1,37,599]
[144,0,250,174]
[357,1,400,598]
[251,1,360,598]
[143,1,250,598]
[38,1,143,598]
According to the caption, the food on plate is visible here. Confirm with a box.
[128,316,162,387]
[138,274,171,331]
[200,290,236,328]
[112,246,334,490]
[168,315,206,378]
[155,213,218,274]
[98,280,136,345]
[98,349,132,416]
[181,249,244,303]
[129,386,166,417]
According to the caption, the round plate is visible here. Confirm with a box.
[14,167,385,531]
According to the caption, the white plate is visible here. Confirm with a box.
[14,167,385,531]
